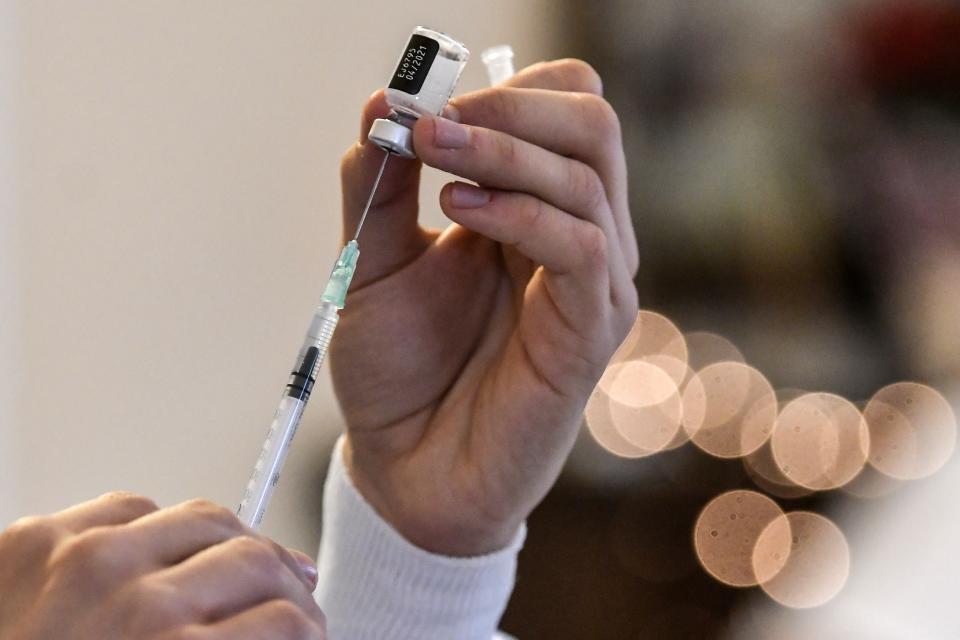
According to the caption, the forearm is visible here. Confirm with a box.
[315,436,524,640]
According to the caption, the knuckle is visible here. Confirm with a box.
[49,528,128,586]
[0,516,60,565]
[182,497,218,513]
[487,130,519,168]
[154,591,200,626]
[183,498,242,530]
[57,528,112,563]
[270,600,317,638]
[99,491,159,516]
[58,529,104,562]
[526,198,551,239]
[555,58,603,95]
[2,515,57,548]
[233,536,284,577]
[122,580,201,631]
[576,93,621,140]
[518,60,553,86]
[488,86,521,121]
[339,144,362,178]
[573,164,607,213]
[578,224,609,267]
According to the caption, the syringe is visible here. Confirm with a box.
[236,153,388,529]
[237,25,469,530]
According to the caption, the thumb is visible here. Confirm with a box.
[340,89,429,289]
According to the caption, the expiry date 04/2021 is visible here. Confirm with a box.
[397,45,428,81]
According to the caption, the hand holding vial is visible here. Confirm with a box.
[332,57,639,556]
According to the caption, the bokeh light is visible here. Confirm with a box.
[694,490,785,587]
[679,331,746,375]
[754,512,850,608]
[743,444,814,500]
[749,506,793,586]
[584,386,651,459]
[609,387,683,454]
[648,355,696,452]
[863,382,957,480]
[682,363,777,458]
[840,462,902,499]
[642,353,691,395]
[771,393,870,491]
[603,310,689,391]
[590,334,692,456]
[584,309,954,617]
[608,359,680,408]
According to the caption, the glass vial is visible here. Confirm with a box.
[368,26,469,158]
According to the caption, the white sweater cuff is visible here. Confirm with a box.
[315,435,525,640]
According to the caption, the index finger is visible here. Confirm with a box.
[496,59,637,274]
[448,86,637,275]
[119,499,317,589]
[503,58,605,95]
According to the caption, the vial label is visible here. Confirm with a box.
[389,34,439,96]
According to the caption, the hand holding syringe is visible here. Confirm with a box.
[237,27,490,529]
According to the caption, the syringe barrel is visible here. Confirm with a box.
[294,302,339,392]
[236,302,339,529]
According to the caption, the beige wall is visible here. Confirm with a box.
[1,0,23,528]
[3,1,554,553]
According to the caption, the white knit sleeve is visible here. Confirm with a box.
[314,436,525,640]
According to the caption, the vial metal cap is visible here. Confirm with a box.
[368,118,416,158]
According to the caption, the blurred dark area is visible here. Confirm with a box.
[500,1,960,638]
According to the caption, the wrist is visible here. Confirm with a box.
[341,436,522,556]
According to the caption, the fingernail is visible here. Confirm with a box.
[291,551,319,590]
[433,116,469,149]
[300,562,319,590]
[450,183,491,208]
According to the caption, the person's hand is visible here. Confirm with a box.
[0,492,326,639]
[332,59,638,555]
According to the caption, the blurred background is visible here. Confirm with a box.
[2,1,958,638]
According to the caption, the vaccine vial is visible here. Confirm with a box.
[368,26,469,158]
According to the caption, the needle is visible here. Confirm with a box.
[352,150,390,242]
